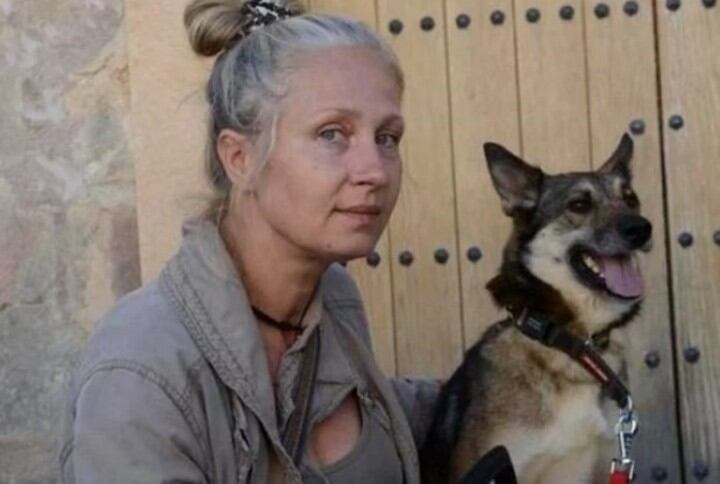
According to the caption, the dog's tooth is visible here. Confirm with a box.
[582,254,601,275]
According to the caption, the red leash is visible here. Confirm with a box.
[610,469,632,484]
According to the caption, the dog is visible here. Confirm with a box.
[420,133,652,483]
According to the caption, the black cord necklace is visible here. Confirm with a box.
[251,305,306,334]
[251,288,317,335]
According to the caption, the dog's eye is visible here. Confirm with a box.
[567,199,592,214]
[624,192,640,209]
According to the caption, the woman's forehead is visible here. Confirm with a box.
[286,46,402,104]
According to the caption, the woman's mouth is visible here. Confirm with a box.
[336,205,382,225]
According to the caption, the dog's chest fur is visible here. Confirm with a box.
[498,385,616,482]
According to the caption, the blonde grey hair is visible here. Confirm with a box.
[184,0,404,219]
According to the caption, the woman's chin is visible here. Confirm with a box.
[321,238,379,264]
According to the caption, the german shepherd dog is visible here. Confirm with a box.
[420,134,652,483]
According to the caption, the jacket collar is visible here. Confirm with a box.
[159,218,355,437]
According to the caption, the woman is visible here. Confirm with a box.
[58,1,439,482]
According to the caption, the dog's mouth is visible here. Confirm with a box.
[569,247,644,301]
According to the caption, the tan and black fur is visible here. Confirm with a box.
[420,134,652,483]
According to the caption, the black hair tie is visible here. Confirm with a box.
[240,0,295,36]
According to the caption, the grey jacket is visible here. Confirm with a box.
[58,219,439,483]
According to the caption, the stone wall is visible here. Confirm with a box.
[0,1,139,481]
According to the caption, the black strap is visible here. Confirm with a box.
[515,309,630,408]
[458,446,518,484]
[281,329,320,466]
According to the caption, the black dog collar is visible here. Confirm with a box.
[513,308,631,409]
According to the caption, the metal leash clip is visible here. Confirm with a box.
[610,396,638,482]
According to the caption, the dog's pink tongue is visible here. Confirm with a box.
[599,256,644,298]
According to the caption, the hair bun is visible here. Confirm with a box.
[184,1,248,57]
[185,1,303,56]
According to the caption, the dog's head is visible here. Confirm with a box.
[484,134,651,332]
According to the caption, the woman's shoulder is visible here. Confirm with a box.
[72,279,206,395]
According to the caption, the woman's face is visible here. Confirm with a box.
[248,46,404,262]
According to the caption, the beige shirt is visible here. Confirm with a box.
[59,218,439,483]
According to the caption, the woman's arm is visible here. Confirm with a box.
[62,367,210,484]
[390,377,442,449]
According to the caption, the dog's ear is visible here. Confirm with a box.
[598,133,633,180]
[484,143,543,217]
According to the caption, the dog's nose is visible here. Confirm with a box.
[617,215,653,249]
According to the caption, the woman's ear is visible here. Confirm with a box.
[217,129,256,186]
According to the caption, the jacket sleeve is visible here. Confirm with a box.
[389,377,441,449]
[63,366,210,484]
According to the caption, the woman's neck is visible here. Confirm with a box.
[220,211,327,326]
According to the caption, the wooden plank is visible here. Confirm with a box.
[657,0,720,479]
[514,0,591,169]
[309,0,397,376]
[377,0,464,377]
[310,0,376,25]
[444,0,520,345]
[126,0,211,280]
[585,1,682,480]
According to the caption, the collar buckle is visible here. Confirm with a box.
[515,308,556,345]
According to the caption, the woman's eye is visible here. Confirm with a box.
[567,199,592,214]
[319,128,346,144]
[376,133,401,149]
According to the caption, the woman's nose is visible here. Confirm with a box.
[348,143,391,187]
